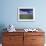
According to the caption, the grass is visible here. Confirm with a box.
[20,14,33,19]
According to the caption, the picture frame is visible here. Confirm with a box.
[18,7,35,21]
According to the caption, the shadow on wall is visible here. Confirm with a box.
[0,24,7,43]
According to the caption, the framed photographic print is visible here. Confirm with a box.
[18,7,35,21]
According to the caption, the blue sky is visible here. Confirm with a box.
[20,9,33,14]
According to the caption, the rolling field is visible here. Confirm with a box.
[20,14,33,19]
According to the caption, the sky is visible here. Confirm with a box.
[20,9,33,14]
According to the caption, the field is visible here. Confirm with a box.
[20,14,33,19]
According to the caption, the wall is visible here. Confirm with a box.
[0,0,46,43]
[0,0,46,30]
